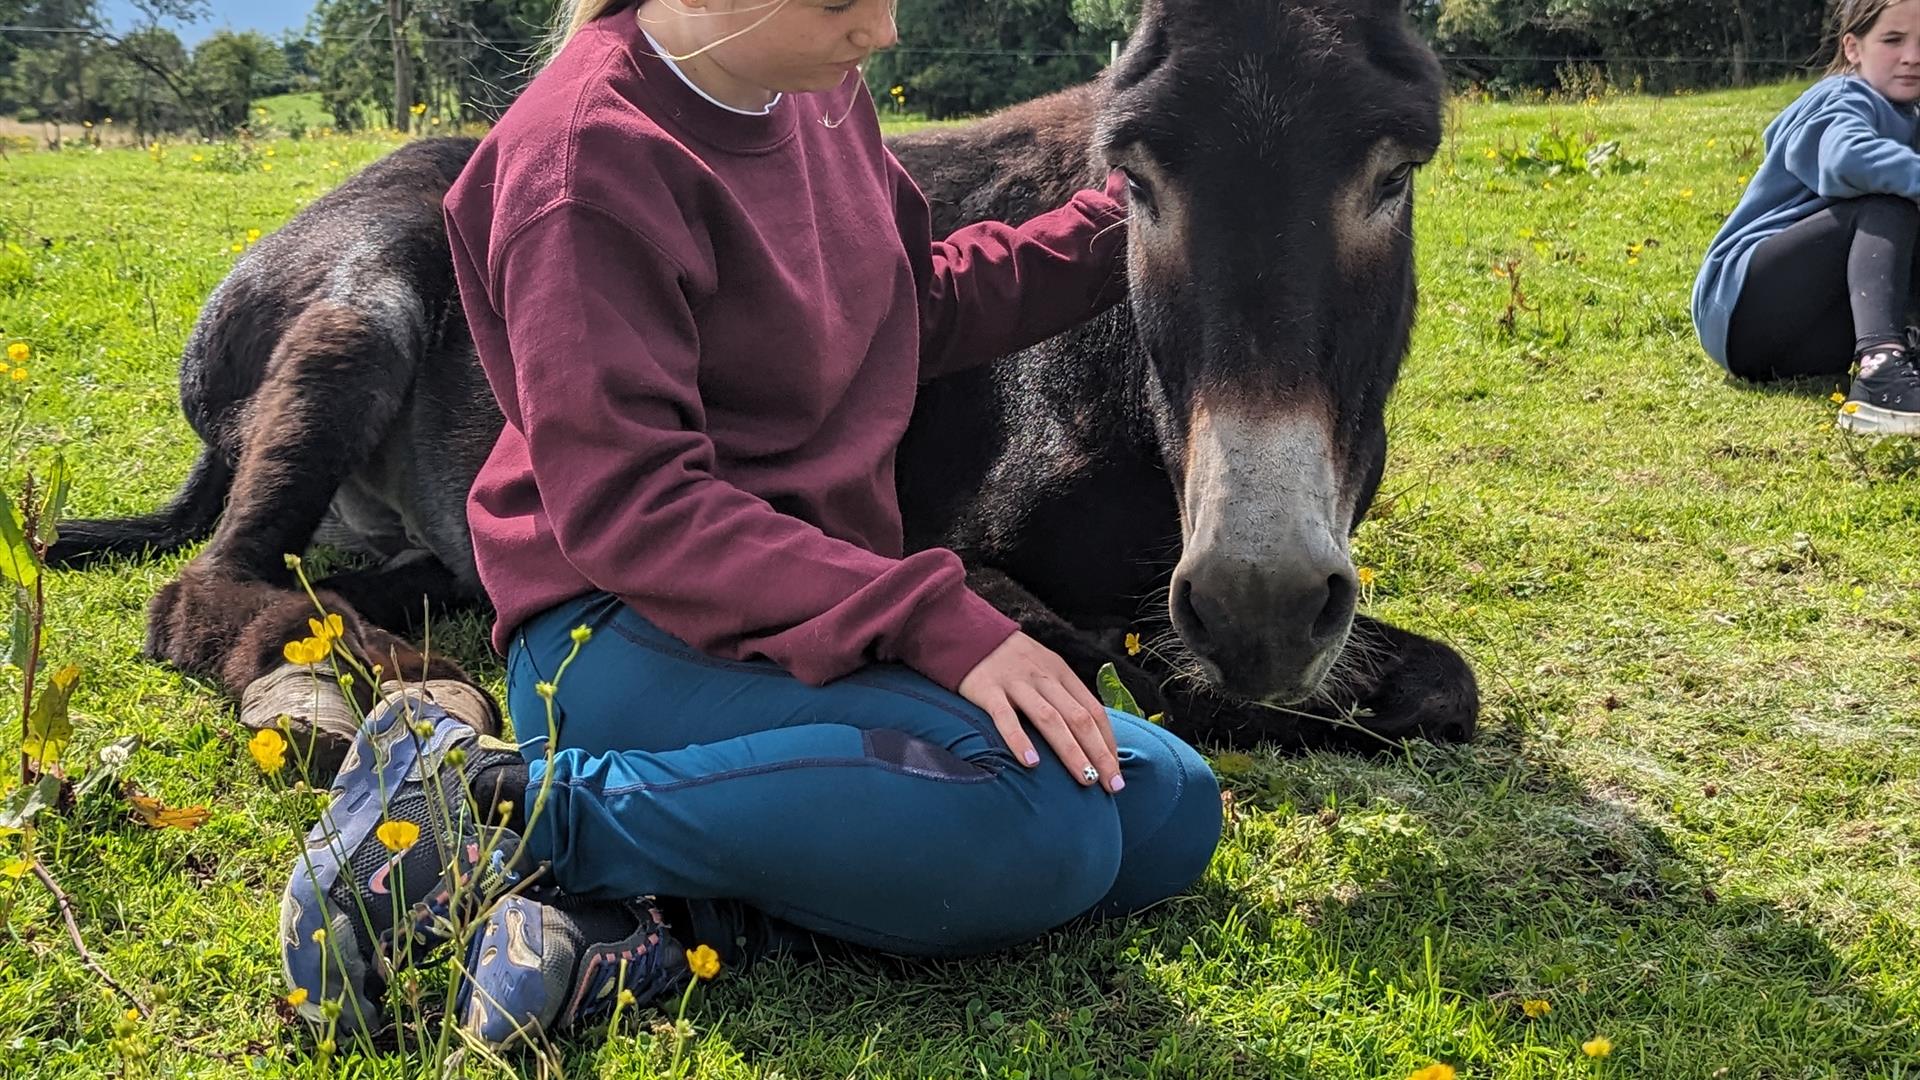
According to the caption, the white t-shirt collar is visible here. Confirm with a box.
[640,29,783,117]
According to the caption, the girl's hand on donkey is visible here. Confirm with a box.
[958,632,1124,793]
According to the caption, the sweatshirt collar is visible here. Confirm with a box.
[607,5,798,154]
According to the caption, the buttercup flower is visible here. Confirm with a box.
[1356,567,1377,587]
[1124,632,1142,656]
[283,636,330,666]
[687,943,721,980]
[1522,997,1551,1018]
[308,613,344,643]
[285,987,309,1007]
[1582,1035,1612,1058]
[1407,1066,1455,1080]
[6,343,27,364]
[376,819,421,853]
[249,728,288,773]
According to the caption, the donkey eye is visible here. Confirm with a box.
[1121,168,1158,217]
[1375,162,1415,209]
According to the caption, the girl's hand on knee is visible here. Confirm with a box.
[957,632,1123,793]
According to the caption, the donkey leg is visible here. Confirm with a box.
[145,300,417,673]
[216,585,499,781]
[1301,613,1479,746]
[313,549,477,634]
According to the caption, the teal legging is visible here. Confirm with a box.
[506,592,1222,960]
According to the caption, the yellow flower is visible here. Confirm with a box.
[616,988,635,1007]
[410,102,428,116]
[571,625,593,644]
[6,342,27,364]
[308,613,344,643]
[1124,632,1142,657]
[247,228,262,244]
[230,243,245,254]
[1830,392,1847,404]
[687,943,721,980]
[376,819,421,853]
[261,162,273,172]
[1408,1066,1455,1080]
[1582,1035,1612,1058]
[285,987,309,1008]
[8,367,24,382]
[1737,175,1749,184]
[249,728,288,774]
[1521,997,1551,1018]
[1680,188,1694,199]
[190,153,204,163]
[264,146,275,157]
[1843,402,1862,415]
[310,927,327,944]
[283,636,330,666]
[1356,567,1377,587]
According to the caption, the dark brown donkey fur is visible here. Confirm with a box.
[53,0,1479,755]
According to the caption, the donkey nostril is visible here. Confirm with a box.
[1172,577,1216,653]
[1312,572,1357,645]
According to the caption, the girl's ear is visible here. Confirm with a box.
[1844,32,1865,70]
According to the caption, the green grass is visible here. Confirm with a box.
[250,92,339,136]
[5,82,1920,1077]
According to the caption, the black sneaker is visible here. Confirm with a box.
[1839,344,1920,435]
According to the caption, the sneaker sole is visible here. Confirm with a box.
[1838,401,1920,436]
[280,696,476,1035]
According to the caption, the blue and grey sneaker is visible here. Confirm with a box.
[455,894,688,1048]
[279,691,526,1035]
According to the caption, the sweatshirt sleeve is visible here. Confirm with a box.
[1779,83,1920,200]
[891,151,1132,381]
[492,199,1019,690]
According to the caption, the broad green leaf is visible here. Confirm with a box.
[36,454,69,548]
[0,498,35,590]
[5,591,27,671]
[22,664,79,770]
[71,735,140,804]
[1096,662,1142,719]
[0,774,60,830]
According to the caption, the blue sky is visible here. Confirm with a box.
[99,0,314,45]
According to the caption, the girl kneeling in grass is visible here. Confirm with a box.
[276,0,1223,1051]
[1695,0,1920,434]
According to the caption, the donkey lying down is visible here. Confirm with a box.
[53,0,1478,773]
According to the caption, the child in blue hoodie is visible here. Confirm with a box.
[1695,0,1920,434]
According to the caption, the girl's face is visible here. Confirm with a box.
[670,0,897,98]
[1846,0,1920,104]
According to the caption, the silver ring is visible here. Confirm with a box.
[1081,765,1100,784]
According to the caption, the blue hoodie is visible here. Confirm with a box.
[1693,76,1920,368]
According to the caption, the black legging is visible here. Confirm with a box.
[1726,193,1920,381]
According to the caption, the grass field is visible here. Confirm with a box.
[5,81,1920,1078]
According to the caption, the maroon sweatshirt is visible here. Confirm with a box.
[445,7,1128,691]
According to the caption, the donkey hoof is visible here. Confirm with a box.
[240,661,360,781]
[376,679,502,739]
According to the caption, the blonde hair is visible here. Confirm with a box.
[1829,0,1911,75]
[550,0,632,58]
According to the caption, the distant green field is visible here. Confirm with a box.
[248,91,337,135]
[5,81,1920,1077]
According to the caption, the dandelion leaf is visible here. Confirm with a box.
[0,773,60,830]
[22,663,79,769]
[36,454,69,548]
[0,498,34,590]
[5,592,26,671]
[1096,662,1143,718]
